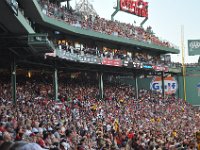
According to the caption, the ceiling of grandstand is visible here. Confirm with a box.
[0,0,38,63]
[0,0,33,34]
[0,51,150,76]
[0,34,36,61]
[0,0,177,76]
[17,0,178,54]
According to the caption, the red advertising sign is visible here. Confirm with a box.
[102,58,122,67]
[120,0,148,17]
[153,65,169,72]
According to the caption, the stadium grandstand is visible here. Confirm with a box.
[0,0,200,149]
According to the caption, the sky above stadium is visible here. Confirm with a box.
[63,0,200,63]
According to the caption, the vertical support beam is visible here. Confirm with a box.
[53,67,58,101]
[161,71,165,99]
[134,74,139,99]
[99,73,104,99]
[111,0,120,21]
[111,9,119,21]
[181,26,187,101]
[140,17,148,27]
[177,74,180,99]
[11,58,16,105]
[66,0,71,11]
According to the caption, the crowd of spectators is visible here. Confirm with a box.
[1,74,200,150]
[56,42,200,68]
[37,0,177,49]
[167,63,200,68]
[184,63,200,67]
[35,0,182,67]
[56,42,168,66]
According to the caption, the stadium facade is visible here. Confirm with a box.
[0,0,199,105]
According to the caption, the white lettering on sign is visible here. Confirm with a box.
[189,41,200,49]
[150,76,178,95]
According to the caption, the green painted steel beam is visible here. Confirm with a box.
[17,11,35,34]
[11,59,17,105]
[161,71,165,99]
[99,73,104,99]
[53,67,58,101]
[135,74,139,99]
[111,0,120,21]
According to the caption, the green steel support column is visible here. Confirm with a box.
[111,0,120,21]
[53,68,58,101]
[177,75,180,99]
[140,17,148,27]
[161,71,165,99]
[111,9,119,21]
[66,0,71,10]
[99,73,104,99]
[135,74,139,99]
[11,59,16,105]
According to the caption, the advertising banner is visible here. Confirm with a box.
[188,40,200,56]
[150,76,178,95]
[102,58,122,67]
[143,64,153,69]
[57,51,101,64]
[168,67,181,73]
[78,56,101,64]
[120,0,148,17]
[153,65,169,72]
[66,53,78,61]
[123,61,143,68]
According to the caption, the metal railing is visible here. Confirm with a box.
[5,0,18,15]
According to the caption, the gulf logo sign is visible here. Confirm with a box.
[150,76,178,94]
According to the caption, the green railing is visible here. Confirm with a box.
[31,0,180,54]
[28,33,55,53]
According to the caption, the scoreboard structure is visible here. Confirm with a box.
[120,0,148,18]
[188,40,200,56]
[112,0,148,26]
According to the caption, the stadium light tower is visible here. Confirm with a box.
[66,0,71,10]
[75,0,97,16]
[59,0,72,10]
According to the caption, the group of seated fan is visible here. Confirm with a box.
[185,63,200,67]
[38,0,176,49]
[57,43,166,66]
[0,75,200,150]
